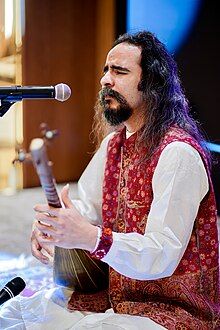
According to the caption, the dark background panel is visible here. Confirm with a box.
[175,0,220,212]
[115,0,220,212]
[176,0,220,143]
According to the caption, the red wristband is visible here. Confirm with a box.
[90,227,113,259]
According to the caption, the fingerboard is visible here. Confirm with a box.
[29,138,108,293]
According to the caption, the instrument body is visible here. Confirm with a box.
[30,138,108,293]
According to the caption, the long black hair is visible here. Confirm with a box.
[93,31,210,164]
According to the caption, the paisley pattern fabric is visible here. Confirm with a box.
[68,289,111,313]
[102,127,219,329]
[90,227,113,259]
[68,126,219,328]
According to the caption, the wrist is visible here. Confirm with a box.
[86,224,99,252]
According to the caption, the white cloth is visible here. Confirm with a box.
[0,132,209,329]
[0,288,165,329]
[74,133,209,279]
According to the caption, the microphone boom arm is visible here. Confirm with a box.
[0,100,16,117]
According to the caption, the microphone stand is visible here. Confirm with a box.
[0,99,16,117]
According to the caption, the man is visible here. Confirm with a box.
[0,31,219,329]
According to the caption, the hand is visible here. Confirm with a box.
[34,184,98,252]
[31,224,54,264]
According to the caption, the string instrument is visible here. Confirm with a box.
[26,126,108,293]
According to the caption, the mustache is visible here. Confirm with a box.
[99,87,127,106]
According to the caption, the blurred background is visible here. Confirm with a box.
[0,0,219,295]
[0,0,219,204]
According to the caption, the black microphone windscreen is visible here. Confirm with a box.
[5,277,26,297]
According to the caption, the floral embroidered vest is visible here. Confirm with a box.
[102,126,219,329]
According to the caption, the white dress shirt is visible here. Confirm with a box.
[73,132,209,280]
[0,132,209,330]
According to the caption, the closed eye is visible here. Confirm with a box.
[103,65,130,75]
[115,70,128,75]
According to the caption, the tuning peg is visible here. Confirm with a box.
[12,149,32,164]
[40,122,59,141]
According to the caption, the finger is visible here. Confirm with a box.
[37,235,58,245]
[33,227,56,243]
[34,226,58,242]
[33,203,50,213]
[35,223,59,238]
[60,184,73,209]
[31,236,50,264]
[35,212,53,223]
[42,245,54,257]
[34,204,59,217]
[35,213,61,229]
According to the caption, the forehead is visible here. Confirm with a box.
[105,43,141,68]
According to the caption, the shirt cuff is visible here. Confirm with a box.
[90,227,113,259]
[90,226,102,253]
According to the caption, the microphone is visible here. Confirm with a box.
[0,83,71,102]
[0,277,26,306]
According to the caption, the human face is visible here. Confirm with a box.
[100,43,144,128]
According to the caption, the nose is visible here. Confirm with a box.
[100,71,114,88]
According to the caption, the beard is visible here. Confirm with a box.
[99,87,133,126]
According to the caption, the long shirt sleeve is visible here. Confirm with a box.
[72,135,209,280]
[102,141,209,279]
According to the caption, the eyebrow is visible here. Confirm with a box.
[103,65,131,73]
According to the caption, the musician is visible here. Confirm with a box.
[0,31,219,329]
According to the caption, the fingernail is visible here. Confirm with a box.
[65,183,69,189]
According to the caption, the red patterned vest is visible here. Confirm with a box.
[102,126,219,329]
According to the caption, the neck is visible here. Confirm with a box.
[124,109,144,133]
[126,127,135,134]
